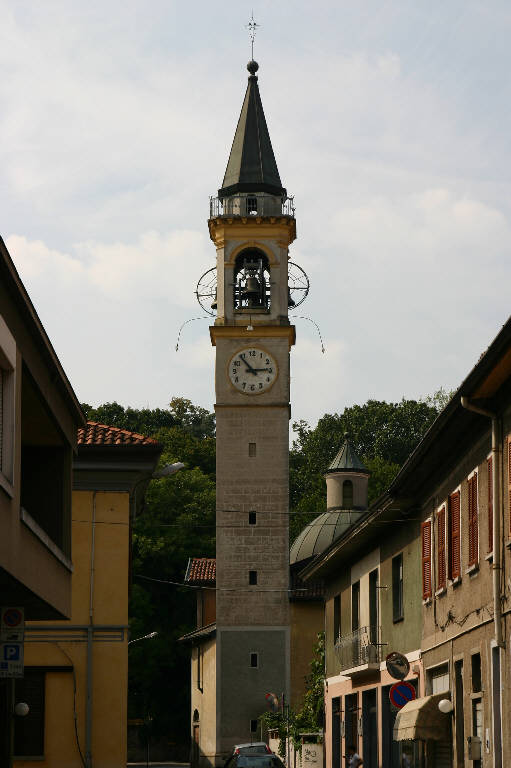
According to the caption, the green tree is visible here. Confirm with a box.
[259,632,325,755]
[289,398,440,542]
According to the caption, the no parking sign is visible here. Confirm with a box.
[389,681,416,709]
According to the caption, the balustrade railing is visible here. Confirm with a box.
[334,625,382,671]
[209,194,295,219]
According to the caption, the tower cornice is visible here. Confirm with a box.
[208,216,296,246]
[209,325,295,347]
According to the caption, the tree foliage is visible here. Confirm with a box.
[260,632,325,755]
[80,398,216,754]
[289,397,441,542]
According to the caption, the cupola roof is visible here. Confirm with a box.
[218,61,286,199]
[326,433,369,475]
[290,510,365,565]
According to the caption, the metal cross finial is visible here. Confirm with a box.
[246,12,260,60]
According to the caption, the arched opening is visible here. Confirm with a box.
[233,249,270,312]
[343,480,353,509]
[193,709,200,722]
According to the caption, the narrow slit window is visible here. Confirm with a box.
[249,442,257,457]
[249,570,258,585]
[249,511,257,525]
[250,719,258,734]
[250,652,258,668]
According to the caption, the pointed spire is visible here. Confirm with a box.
[326,433,370,474]
[219,61,286,199]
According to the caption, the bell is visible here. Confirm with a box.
[242,275,262,306]
[210,289,217,310]
[287,288,295,308]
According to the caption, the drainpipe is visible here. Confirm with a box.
[460,397,504,648]
[86,491,97,768]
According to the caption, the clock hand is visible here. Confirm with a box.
[239,356,258,375]
[253,368,270,372]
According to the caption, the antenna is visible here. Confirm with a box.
[246,12,260,60]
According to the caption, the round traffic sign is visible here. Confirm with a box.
[2,608,23,628]
[386,651,410,681]
[389,681,416,709]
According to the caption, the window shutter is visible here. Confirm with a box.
[421,521,432,599]
[449,491,461,580]
[437,506,446,590]
[488,457,493,553]
[468,473,478,566]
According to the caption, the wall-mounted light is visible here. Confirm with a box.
[438,699,453,714]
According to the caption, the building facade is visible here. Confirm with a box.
[0,237,84,765]
[301,439,424,768]
[388,316,511,768]
[13,421,161,768]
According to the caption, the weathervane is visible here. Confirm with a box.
[246,12,260,60]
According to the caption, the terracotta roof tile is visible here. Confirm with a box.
[185,558,216,584]
[77,421,159,447]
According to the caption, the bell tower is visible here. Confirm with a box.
[207,59,298,759]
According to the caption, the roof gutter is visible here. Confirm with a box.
[460,396,504,648]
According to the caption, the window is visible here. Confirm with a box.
[247,197,258,215]
[250,719,258,734]
[468,472,479,566]
[437,506,446,590]
[0,315,16,490]
[509,437,511,535]
[250,652,258,668]
[392,554,403,621]
[351,581,360,631]
[20,364,72,554]
[471,653,481,693]
[421,520,432,599]
[197,647,203,691]
[488,457,493,553]
[342,480,353,509]
[13,669,45,759]
[448,491,461,580]
[428,663,449,695]
[249,511,257,525]
[249,570,257,585]
[333,594,341,644]
[248,442,257,457]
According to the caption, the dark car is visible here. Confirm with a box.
[225,754,285,768]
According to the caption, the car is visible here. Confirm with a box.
[224,754,285,768]
[233,743,272,757]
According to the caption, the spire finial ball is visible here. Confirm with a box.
[247,60,259,74]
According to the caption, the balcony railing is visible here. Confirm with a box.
[334,625,383,672]
[209,193,295,219]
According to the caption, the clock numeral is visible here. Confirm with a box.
[266,358,270,364]
[234,360,241,367]
[242,382,247,389]
[267,377,270,382]
[235,377,239,383]
[249,351,256,357]
[240,353,246,358]
[259,383,263,389]
[250,384,255,391]
[232,369,237,375]
[268,368,273,373]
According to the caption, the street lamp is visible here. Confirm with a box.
[128,631,158,646]
[153,462,185,478]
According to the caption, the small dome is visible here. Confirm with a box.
[290,510,364,565]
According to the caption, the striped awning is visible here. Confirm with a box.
[393,694,451,742]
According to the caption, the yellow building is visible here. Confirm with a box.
[14,421,161,768]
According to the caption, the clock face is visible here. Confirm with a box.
[228,347,278,394]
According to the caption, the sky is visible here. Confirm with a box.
[2,0,511,428]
